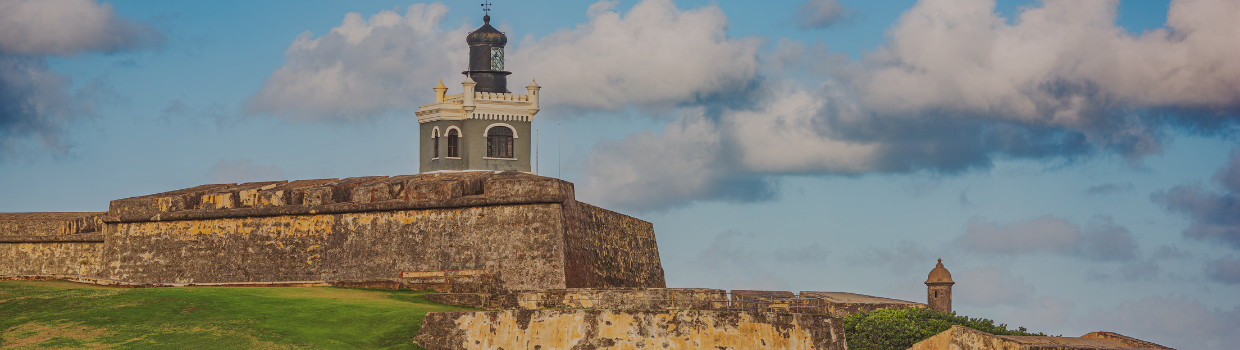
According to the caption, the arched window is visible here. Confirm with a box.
[487,126,514,158]
[432,129,440,158]
[447,128,459,158]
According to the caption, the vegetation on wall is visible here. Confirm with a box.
[842,307,1045,350]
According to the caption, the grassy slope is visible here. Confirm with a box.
[0,281,474,349]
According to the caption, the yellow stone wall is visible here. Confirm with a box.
[415,309,847,350]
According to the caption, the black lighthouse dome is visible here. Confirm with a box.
[464,14,510,93]
[466,16,507,45]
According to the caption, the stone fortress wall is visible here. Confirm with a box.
[0,171,665,291]
[0,212,107,278]
[412,287,923,350]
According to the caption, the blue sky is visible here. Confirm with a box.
[2,0,1239,348]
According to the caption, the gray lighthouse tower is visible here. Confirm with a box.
[416,10,540,173]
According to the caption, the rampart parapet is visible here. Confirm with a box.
[104,171,572,223]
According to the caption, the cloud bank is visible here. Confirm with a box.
[246,0,1239,212]
[1080,295,1240,350]
[956,215,1138,261]
[580,0,1240,212]
[0,0,159,156]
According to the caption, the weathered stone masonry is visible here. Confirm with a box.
[0,213,106,278]
[1,172,666,291]
[414,309,847,350]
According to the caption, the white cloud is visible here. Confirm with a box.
[580,82,876,212]
[510,0,762,111]
[579,107,779,211]
[247,3,469,121]
[0,0,161,55]
[795,0,850,30]
[207,159,287,184]
[729,85,880,174]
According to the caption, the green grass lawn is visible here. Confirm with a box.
[0,280,475,349]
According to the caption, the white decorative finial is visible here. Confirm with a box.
[434,79,448,103]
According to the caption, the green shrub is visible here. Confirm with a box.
[841,307,1044,350]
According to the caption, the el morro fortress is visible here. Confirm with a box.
[1,9,1176,350]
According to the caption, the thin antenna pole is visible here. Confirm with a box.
[536,129,539,175]
[558,124,562,179]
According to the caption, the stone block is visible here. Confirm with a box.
[405,180,463,201]
[302,186,334,206]
[327,176,386,203]
[108,184,232,217]
[352,175,419,204]
[484,173,573,198]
